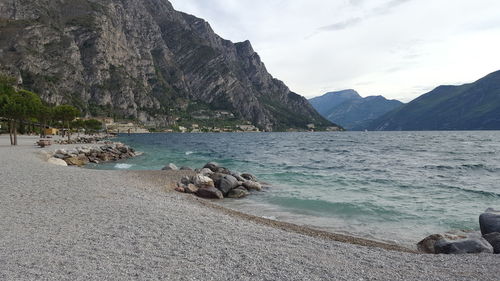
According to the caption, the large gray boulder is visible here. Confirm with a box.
[479,208,500,235]
[215,175,239,195]
[417,234,445,254]
[483,232,500,254]
[196,187,223,199]
[242,181,262,191]
[434,237,493,254]
[227,187,250,199]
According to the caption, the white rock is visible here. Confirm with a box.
[47,157,68,166]
[191,174,215,188]
[55,149,67,155]
[200,168,214,176]
[38,150,53,161]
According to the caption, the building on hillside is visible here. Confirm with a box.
[237,124,259,132]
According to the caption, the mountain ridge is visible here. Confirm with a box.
[309,90,403,130]
[0,0,335,131]
[368,70,500,131]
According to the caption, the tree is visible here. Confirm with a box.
[37,105,53,138]
[53,105,80,141]
[84,119,103,135]
[70,119,85,138]
[0,89,42,145]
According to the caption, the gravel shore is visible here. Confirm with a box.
[0,136,499,280]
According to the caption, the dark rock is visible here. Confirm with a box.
[215,175,239,195]
[196,187,223,199]
[180,166,193,171]
[230,172,246,182]
[242,181,262,191]
[479,208,500,235]
[215,167,231,174]
[483,232,500,254]
[227,187,250,199]
[241,173,257,181]
[209,173,226,183]
[180,176,191,185]
[162,163,179,171]
[203,162,220,172]
[417,234,444,254]
[434,237,493,254]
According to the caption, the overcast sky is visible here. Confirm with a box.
[169,0,500,102]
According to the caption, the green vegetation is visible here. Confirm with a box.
[0,74,105,145]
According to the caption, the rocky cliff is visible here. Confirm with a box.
[0,0,334,131]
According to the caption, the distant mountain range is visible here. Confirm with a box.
[368,70,500,131]
[309,90,403,130]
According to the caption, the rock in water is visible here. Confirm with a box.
[196,187,223,199]
[483,232,500,254]
[227,187,250,199]
[215,175,239,195]
[162,163,179,171]
[203,162,220,172]
[434,237,493,254]
[242,181,262,191]
[479,208,500,235]
[47,157,68,167]
[241,173,257,181]
[417,234,445,254]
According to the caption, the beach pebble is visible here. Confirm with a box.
[480,208,500,235]
[47,157,68,166]
[162,163,179,171]
[196,186,223,199]
[434,237,493,254]
[483,232,500,254]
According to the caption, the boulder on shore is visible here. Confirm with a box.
[227,187,250,199]
[417,234,445,254]
[242,181,262,191]
[192,174,215,189]
[434,237,493,254]
[479,208,500,235]
[185,184,199,194]
[241,173,257,181]
[196,187,223,199]
[47,157,68,166]
[162,163,179,171]
[483,232,500,254]
[215,174,239,195]
[203,162,220,172]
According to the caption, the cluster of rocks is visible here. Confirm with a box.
[168,162,265,199]
[418,208,500,254]
[46,143,139,167]
[54,136,113,145]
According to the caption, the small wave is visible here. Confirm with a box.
[424,164,498,172]
[115,163,133,169]
[185,151,194,155]
[437,185,500,198]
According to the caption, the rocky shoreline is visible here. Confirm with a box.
[417,209,500,255]
[161,162,267,200]
[41,137,140,167]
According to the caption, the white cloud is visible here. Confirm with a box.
[169,0,500,101]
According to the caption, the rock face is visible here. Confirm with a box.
[434,237,493,254]
[483,233,500,254]
[479,209,500,235]
[0,0,335,131]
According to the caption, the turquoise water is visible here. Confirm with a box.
[90,131,500,245]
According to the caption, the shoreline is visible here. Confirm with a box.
[1,135,499,280]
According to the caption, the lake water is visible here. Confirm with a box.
[90,131,500,246]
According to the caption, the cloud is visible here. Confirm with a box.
[316,0,412,33]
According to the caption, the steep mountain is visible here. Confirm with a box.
[0,0,334,131]
[309,90,403,130]
[368,70,500,131]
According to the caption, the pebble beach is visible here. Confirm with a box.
[0,135,499,281]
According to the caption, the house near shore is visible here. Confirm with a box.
[237,124,259,132]
[44,128,59,135]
